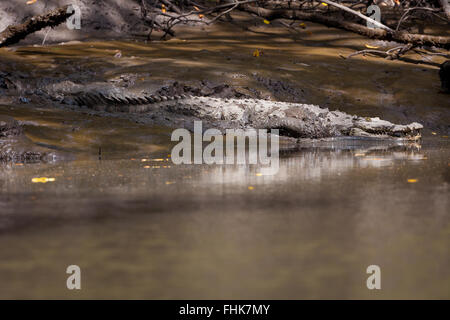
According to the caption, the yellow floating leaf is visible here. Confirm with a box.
[194,6,200,11]
[321,2,328,6]
[165,181,175,185]
[263,19,270,24]
[26,0,37,4]
[253,49,260,57]
[248,186,254,190]
[143,166,151,169]
[161,4,166,13]
[199,14,204,19]
[407,179,418,183]
[365,44,379,49]
[299,23,306,29]
[431,132,437,135]
[32,177,55,184]
[255,173,263,176]
[354,153,366,157]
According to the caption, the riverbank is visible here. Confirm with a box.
[1,12,449,137]
[0,8,449,299]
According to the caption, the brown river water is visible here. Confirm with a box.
[0,20,449,299]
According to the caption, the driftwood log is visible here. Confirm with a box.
[0,6,74,48]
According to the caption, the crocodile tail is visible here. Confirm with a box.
[74,92,190,109]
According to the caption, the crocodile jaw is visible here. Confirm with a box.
[349,118,423,141]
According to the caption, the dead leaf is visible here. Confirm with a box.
[32,177,55,183]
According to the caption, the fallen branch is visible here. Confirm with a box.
[396,7,443,31]
[320,0,393,31]
[0,6,74,48]
[340,46,441,67]
[241,4,450,49]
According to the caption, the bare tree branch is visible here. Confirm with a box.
[0,6,74,48]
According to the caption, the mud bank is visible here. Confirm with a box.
[0,0,151,45]
[0,115,52,162]
[0,11,448,161]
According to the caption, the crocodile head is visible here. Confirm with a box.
[349,117,423,141]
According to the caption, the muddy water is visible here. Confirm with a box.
[0,138,449,299]
[0,21,449,299]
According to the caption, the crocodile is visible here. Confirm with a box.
[66,89,423,142]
